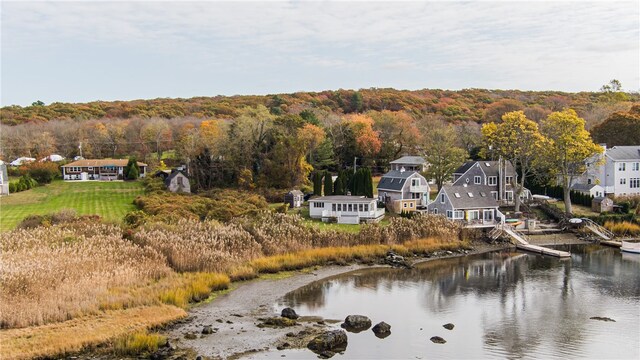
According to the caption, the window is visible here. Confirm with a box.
[630,178,640,188]
[587,178,592,184]
[506,191,514,201]
[364,204,369,212]
[619,163,626,171]
[480,192,486,197]
[332,204,336,211]
[87,167,93,171]
[404,203,408,208]
[313,202,324,208]
[491,191,498,200]
[620,178,627,185]
[358,204,363,212]
[446,210,453,219]
[412,178,419,186]
[633,163,640,171]
[440,193,445,203]
[68,166,81,172]
[338,204,342,211]
[506,176,513,185]
[433,208,438,214]
[474,176,481,184]
[348,204,353,212]
[488,176,497,186]
[467,192,474,198]
[454,193,461,198]
[409,203,414,208]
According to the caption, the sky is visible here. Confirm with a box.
[1,1,639,106]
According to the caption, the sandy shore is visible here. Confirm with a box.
[163,242,513,359]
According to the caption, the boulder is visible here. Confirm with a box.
[384,251,413,269]
[281,307,299,319]
[443,323,455,330]
[430,336,446,344]
[202,325,214,334]
[257,317,298,328]
[372,322,391,339]
[341,315,372,333]
[307,330,348,356]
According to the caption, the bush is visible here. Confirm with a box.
[275,203,289,214]
[8,182,16,193]
[24,162,60,184]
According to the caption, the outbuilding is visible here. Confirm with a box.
[284,190,304,208]
[592,197,614,213]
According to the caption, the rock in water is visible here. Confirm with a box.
[430,336,446,344]
[281,307,299,319]
[341,315,372,333]
[590,316,616,322]
[443,323,455,330]
[384,251,413,269]
[372,322,391,338]
[307,330,348,356]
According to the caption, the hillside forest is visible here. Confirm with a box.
[1,86,638,192]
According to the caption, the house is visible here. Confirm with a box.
[427,184,504,227]
[284,190,304,208]
[389,156,427,173]
[570,183,604,198]
[10,157,36,166]
[308,195,385,224]
[61,159,147,181]
[573,145,640,197]
[377,169,430,213]
[592,197,614,213]
[452,160,530,205]
[0,161,9,195]
[164,169,190,193]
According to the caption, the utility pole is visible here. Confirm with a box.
[78,141,83,158]
[353,156,358,174]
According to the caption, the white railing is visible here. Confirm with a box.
[321,209,385,219]
[582,218,615,240]
[410,185,430,193]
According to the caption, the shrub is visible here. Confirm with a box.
[275,203,289,213]
[24,161,60,184]
[604,221,640,236]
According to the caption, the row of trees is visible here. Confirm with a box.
[312,168,374,198]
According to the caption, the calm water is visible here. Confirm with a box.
[251,245,640,359]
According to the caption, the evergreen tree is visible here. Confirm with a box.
[124,157,140,180]
[313,171,323,196]
[364,168,374,198]
[334,171,345,195]
[323,171,333,196]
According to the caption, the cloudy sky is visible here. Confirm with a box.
[1,1,638,106]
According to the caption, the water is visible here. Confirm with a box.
[252,245,640,359]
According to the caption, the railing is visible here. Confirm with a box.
[409,184,430,193]
[582,218,615,240]
[321,209,385,219]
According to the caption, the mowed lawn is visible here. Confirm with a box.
[0,180,144,232]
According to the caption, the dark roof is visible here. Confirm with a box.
[453,160,515,178]
[606,146,640,161]
[309,195,375,203]
[165,170,188,186]
[441,184,499,209]
[570,183,601,191]
[377,170,416,191]
[389,156,426,165]
[592,197,610,204]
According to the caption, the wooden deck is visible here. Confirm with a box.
[503,226,571,258]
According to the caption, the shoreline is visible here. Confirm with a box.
[161,241,522,359]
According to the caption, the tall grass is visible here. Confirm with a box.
[604,221,640,236]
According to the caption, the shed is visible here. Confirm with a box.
[285,190,304,208]
[165,170,190,193]
[592,197,613,213]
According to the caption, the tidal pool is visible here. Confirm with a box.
[250,244,640,359]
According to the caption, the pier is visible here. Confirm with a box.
[491,224,571,258]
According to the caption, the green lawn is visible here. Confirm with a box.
[0,180,144,232]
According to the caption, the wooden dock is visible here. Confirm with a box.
[503,226,571,258]
[600,240,622,248]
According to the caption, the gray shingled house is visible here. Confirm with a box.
[164,169,190,193]
[452,160,530,205]
[427,184,504,227]
[377,169,430,213]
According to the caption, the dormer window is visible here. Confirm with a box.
[454,193,461,198]
[468,192,474,197]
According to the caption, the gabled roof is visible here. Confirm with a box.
[62,159,148,167]
[309,195,375,203]
[165,170,188,186]
[377,170,419,191]
[287,190,304,196]
[441,184,499,209]
[570,183,601,191]
[453,160,516,178]
[389,156,426,165]
[606,146,640,161]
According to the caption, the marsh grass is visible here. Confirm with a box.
[113,330,167,355]
[604,221,640,236]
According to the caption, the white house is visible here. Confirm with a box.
[571,145,640,197]
[570,183,604,198]
[377,169,430,213]
[0,161,9,195]
[427,184,504,227]
[308,195,385,224]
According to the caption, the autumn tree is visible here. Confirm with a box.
[540,109,603,215]
[482,99,524,123]
[343,114,381,163]
[591,105,640,146]
[481,111,545,212]
[226,105,275,178]
[370,110,420,166]
[421,120,468,191]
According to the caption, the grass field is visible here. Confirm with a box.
[0,180,144,232]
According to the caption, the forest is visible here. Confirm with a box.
[1,86,638,192]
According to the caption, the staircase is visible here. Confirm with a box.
[502,224,530,245]
[582,218,615,240]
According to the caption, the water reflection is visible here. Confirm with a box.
[271,245,639,359]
